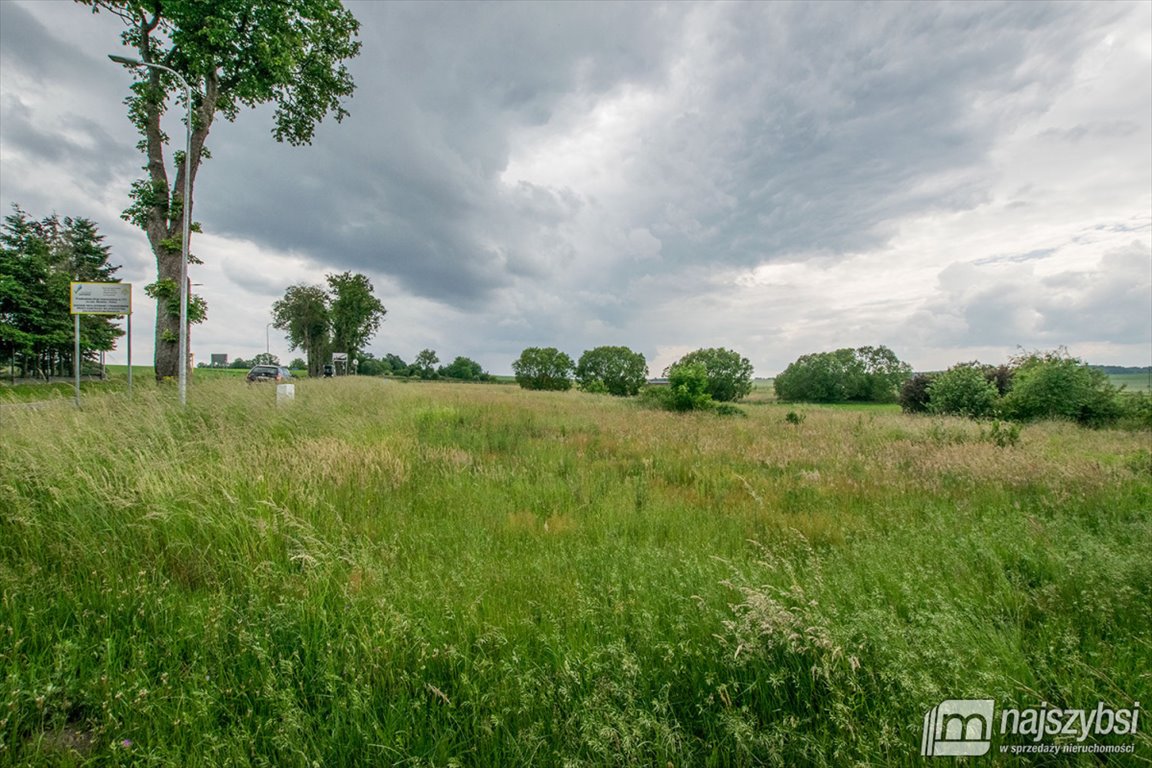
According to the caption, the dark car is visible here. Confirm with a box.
[246,365,293,383]
[322,364,335,378]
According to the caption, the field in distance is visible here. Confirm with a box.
[1,377,1149,765]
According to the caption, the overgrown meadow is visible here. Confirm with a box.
[1,378,1149,766]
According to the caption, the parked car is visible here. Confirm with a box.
[246,365,293,383]
[322,364,335,378]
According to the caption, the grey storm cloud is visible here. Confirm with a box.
[186,1,1116,305]
[1,0,1148,371]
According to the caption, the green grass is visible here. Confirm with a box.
[1110,371,1152,393]
[1,379,1149,766]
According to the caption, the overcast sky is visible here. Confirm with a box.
[2,0,1149,375]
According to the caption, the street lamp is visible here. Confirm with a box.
[266,322,273,356]
[109,54,192,406]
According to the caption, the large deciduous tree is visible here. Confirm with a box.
[326,271,386,368]
[575,345,648,396]
[271,284,330,378]
[85,0,361,380]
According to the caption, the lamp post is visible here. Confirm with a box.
[266,322,273,357]
[109,54,192,406]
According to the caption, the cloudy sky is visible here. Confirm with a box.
[2,0,1149,375]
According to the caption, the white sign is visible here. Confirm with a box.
[71,282,131,315]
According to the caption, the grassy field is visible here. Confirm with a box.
[1,378,1149,766]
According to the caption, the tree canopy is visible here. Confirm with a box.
[667,347,753,402]
[513,347,574,391]
[87,0,361,380]
[774,346,910,403]
[0,206,124,379]
[576,346,648,396]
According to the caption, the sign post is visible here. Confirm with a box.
[70,282,132,406]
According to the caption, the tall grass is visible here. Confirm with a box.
[1,378,1149,766]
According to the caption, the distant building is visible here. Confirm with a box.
[210,353,228,368]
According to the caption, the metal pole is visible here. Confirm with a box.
[127,310,133,397]
[108,55,192,406]
[74,314,81,407]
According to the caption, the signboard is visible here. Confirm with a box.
[71,282,131,315]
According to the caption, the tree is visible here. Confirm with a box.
[440,356,484,381]
[927,363,1000,419]
[899,373,936,414]
[0,206,125,379]
[575,346,648,396]
[513,347,574,391]
[1001,349,1122,427]
[326,271,386,367]
[289,357,307,371]
[252,352,279,366]
[271,283,330,377]
[667,347,753,402]
[774,346,910,403]
[88,0,361,380]
[412,349,439,379]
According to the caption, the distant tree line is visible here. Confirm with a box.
[0,206,125,380]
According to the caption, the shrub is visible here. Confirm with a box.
[1118,392,1152,431]
[899,373,936,413]
[927,363,1000,419]
[668,347,753,402]
[666,362,713,411]
[775,345,911,403]
[575,346,648,396]
[512,347,574,391]
[1001,349,1122,426]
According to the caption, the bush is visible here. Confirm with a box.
[512,347,574,391]
[439,356,485,381]
[667,348,753,402]
[1001,349,1122,426]
[667,362,713,411]
[927,363,1000,419]
[575,346,648,396]
[1118,392,1152,431]
[899,373,936,413]
[775,345,911,403]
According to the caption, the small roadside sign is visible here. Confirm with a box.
[71,282,131,315]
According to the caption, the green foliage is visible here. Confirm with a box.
[1001,349,1123,427]
[288,357,307,371]
[666,361,712,411]
[271,283,330,377]
[439,356,485,381]
[899,373,936,413]
[1118,392,1152,430]
[413,349,440,379]
[0,206,125,379]
[667,347,753,402]
[927,363,1000,419]
[512,346,574,391]
[575,345,648,396]
[326,271,386,365]
[775,345,911,403]
[785,410,806,426]
[91,0,361,378]
[982,419,1021,448]
[252,352,279,366]
[228,357,250,369]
